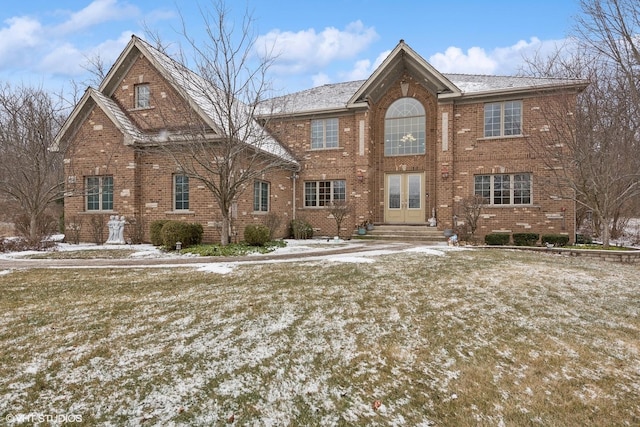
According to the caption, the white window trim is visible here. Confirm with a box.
[135,84,150,109]
[304,180,346,208]
[483,100,523,138]
[310,118,339,150]
[474,173,532,206]
[86,176,114,211]
[253,180,270,213]
[173,174,190,211]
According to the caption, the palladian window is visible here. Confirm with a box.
[384,98,426,156]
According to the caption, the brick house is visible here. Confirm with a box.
[56,36,587,244]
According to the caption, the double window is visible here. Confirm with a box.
[311,118,339,149]
[304,180,346,207]
[484,101,522,138]
[474,173,531,205]
[135,84,150,109]
[384,98,426,156]
[86,176,113,211]
[174,175,189,211]
[254,180,270,212]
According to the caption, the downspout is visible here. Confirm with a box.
[292,169,299,220]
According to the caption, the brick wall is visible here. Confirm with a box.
[447,94,576,243]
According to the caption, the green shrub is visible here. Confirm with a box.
[244,224,271,246]
[542,234,570,247]
[484,233,511,245]
[189,223,204,246]
[150,220,170,246]
[160,221,203,250]
[290,218,313,239]
[575,234,593,244]
[512,232,539,246]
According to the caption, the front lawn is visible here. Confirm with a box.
[0,250,638,425]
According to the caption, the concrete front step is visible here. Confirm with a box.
[353,224,448,242]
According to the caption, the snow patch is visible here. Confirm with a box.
[197,264,235,274]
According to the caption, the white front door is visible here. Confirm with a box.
[384,173,425,223]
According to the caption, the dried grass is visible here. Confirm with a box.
[0,250,638,425]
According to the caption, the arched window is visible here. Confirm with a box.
[384,98,425,156]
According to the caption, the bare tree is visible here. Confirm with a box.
[457,195,486,243]
[328,200,353,239]
[521,0,640,248]
[0,84,66,243]
[524,57,639,248]
[141,1,297,245]
[576,0,640,114]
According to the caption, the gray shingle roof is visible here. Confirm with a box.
[267,74,587,115]
[447,73,586,94]
[89,88,147,144]
[135,37,298,165]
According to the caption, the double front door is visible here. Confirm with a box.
[384,173,426,224]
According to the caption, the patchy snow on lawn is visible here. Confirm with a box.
[0,249,639,425]
[196,263,235,274]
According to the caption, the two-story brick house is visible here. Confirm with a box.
[56,35,587,244]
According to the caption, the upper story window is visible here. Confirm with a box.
[311,118,339,149]
[86,176,113,211]
[474,173,531,205]
[253,180,269,212]
[384,98,426,156]
[135,84,150,109]
[174,175,189,211]
[484,101,522,138]
[304,180,346,207]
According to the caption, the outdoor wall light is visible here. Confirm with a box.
[441,167,449,179]
[357,169,364,181]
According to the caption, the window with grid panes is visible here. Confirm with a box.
[474,174,531,205]
[311,118,339,149]
[253,180,269,212]
[304,180,346,207]
[86,176,113,211]
[384,98,425,156]
[484,101,522,137]
[174,175,189,210]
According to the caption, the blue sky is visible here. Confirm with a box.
[0,0,581,98]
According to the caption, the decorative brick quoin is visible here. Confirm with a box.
[56,35,588,244]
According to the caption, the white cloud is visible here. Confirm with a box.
[257,20,378,75]
[429,37,563,75]
[39,31,132,77]
[0,16,43,68]
[341,49,390,81]
[54,0,140,35]
[429,46,498,75]
[311,72,331,87]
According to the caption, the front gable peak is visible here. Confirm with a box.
[348,40,461,106]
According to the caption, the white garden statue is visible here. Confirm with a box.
[106,215,126,244]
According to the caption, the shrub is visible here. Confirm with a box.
[126,216,146,244]
[188,223,204,246]
[484,233,510,246]
[89,215,107,245]
[244,224,270,246]
[264,212,281,239]
[150,220,170,246]
[542,234,569,247]
[290,218,313,239]
[512,232,539,246]
[14,213,58,243]
[575,233,593,244]
[160,221,203,250]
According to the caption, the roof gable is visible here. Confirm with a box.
[348,40,461,105]
[57,35,297,165]
[54,87,145,149]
